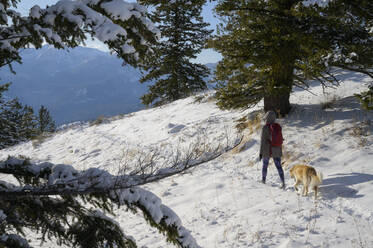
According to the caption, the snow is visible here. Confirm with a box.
[47,164,78,186]
[30,5,42,19]
[100,0,139,20]
[302,0,333,7]
[1,71,373,247]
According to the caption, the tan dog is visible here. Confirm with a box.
[289,165,323,198]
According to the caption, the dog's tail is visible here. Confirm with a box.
[311,171,323,186]
[317,171,323,184]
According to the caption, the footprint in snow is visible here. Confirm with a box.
[162,191,172,197]
[80,156,90,162]
[168,124,186,134]
[216,183,225,189]
[312,156,331,163]
[168,123,176,128]
[89,149,101,154]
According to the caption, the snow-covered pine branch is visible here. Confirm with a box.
[0,0,159,69]
[0,156,200,248]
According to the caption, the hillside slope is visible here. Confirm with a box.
[1,71,373,248]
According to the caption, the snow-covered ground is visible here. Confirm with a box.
[1,71,373,248]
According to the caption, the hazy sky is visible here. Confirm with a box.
[16,0,222,64]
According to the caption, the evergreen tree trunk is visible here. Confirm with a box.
[264,51,295,116]
[264,2,295,117]
[264,91,291,117]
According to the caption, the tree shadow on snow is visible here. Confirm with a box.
[285,96,372,136]
[292,69,368,93]
[321,172,373,199]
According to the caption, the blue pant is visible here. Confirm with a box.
[262,157,284,183]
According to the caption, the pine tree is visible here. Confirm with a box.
[0,90,38,147]
[209,0,373,115]
[0,83,52,147]
[139,0,212,106]
[0,100,18,148]
[0,83,12,147]
[19,105,38,139]
[38,105,56,133]
[0,95,23,147]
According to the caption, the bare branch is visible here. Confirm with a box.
[0,135,242,197]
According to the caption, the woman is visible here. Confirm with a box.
[259,110,285,189]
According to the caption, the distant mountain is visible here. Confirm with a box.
[0,46,148,124]
[0,46,217,125]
